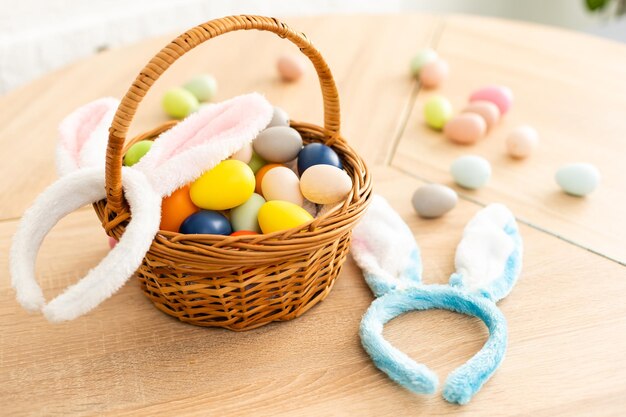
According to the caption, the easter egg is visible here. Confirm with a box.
[419,59,449,89]
[444,113,487,145]
[506,125,539,159]
[410,48,438,77]
[277,54,306,82]
[183,74,218,102]
[469,86,513,115]
[411,184,458,218]
[255,163,283,194]
[108,236,118,249]
[230,143,253,163]
[555,163,600,197]
[160,185,199,232]
[262,166,304,206]
[424,96,453,130]
[300,165,352,204]
[451,155,491,189]
[190,160,255,210]
[253,126,303,163]
[231,193,266,233]
[179,210,232,235]
[267,106,290,128]
[297,143,343,175]
[258,201,314,234]
[248,151,267,174]
[462,101,500,130]
[230,230,259,236]
[123,140,153,166]
[162,87,199,119]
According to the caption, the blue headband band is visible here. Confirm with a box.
[351,195,522,404]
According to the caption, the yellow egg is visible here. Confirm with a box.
[190,160,255,210]
[258,200,314,234]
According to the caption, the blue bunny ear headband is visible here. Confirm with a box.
[351,195,523,405]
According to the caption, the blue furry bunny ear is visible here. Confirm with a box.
[351,195,422,297]
[449,204,523,303]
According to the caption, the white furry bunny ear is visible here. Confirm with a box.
[133,93,273,197]
[56,97,120,176]
[351,195,423,297]
[450,204,523,302]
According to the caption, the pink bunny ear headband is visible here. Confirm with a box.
[351,195,523,404]
[11,93,273,322]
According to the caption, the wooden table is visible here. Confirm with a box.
[1,14,625,416]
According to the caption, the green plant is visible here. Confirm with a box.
[586,0,626,16]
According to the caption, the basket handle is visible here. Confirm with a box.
[105,15,341,213]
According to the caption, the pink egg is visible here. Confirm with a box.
[469,86,513,115]
[108,236,118,249]
[506,125,539,159]
[461,100,500,130]
[419,59,449,89]
[277,54,306,82]
[443,113,487,145]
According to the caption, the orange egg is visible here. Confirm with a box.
[230,230,259,236]
[254,163,283,195]
[160,185,199,232]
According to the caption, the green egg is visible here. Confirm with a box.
[183,74,218,102]
[410,48,438,78]
[248,151,267,174]
[123,140,153,166]
[424,95,453,130]
[162,87,199,119]
[230,193,266,233]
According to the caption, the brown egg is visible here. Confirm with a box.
[419,59,449,89]
[277,54,306,82]
[462,100,500,130]
[443,113,487,145]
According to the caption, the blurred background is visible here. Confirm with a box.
[1,0,624,95]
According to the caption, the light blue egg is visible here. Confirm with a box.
[555,163,600,197]
[450,155,491,190]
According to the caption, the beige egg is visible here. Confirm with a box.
[506,125,539,159]
[444,113,487,145]
[261,166,304,206]
[229,143,253,163]
[300,165,352,204]
[419,59,449,89]
[277,54,306,82]
[462,100,500,130]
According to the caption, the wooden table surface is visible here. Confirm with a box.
[1,14,625,416]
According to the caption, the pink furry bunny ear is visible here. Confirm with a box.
[133,92,273,197]
[56,97,120,176]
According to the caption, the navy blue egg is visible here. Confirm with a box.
[297,143,343,175]
[179,210,232,235]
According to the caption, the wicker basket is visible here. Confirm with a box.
[93,15,372,331]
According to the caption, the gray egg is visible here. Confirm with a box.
[411,184,458,218]
[253,126,303,163]
[267,106,290,128]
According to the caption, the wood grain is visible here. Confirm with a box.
[392,14,626,263]
[1,166,625,416]
[0,14,437,220]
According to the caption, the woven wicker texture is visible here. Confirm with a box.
[93,15,372,330]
